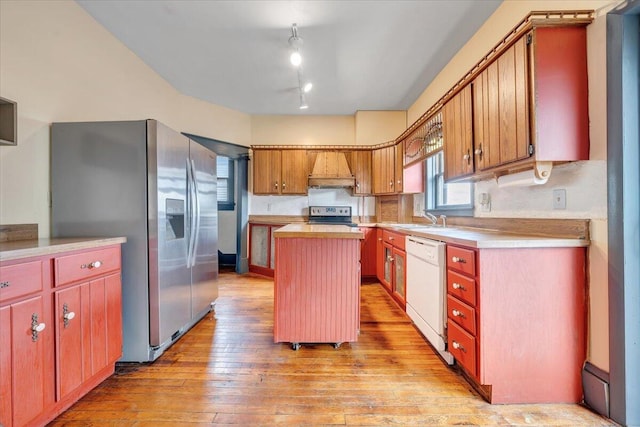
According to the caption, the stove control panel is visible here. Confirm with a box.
[309,206,352,217]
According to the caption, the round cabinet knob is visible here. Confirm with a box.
[452,282,465,290]
[33,323,46,333]
[475,148,483,155]
[452,309,462,317]
[463,154,470,161]
[64,311,76,321]
[90,260,102,269]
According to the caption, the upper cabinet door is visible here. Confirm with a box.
[280,150,307,194]
[351,150,372,195]
[498,36,530,165]
[443,84,474,181]
[253,150,281,194]
[394,144,403,193]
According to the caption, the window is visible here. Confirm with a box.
[424,151,473,215]
[217,156,235,211]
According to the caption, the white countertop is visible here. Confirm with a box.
[376,224,589,248]
[0,237,127,262]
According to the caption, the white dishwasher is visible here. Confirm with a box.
[406,235,453,364]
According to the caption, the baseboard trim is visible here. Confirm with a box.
[582,361,610,417]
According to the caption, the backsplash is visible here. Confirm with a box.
[413,160,607,219]
[249,188,376,218]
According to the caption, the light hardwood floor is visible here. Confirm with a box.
[50,272,616,426]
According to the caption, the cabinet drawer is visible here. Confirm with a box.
[448,320,477,378]
[55,246,121,287]
[447,245,476,276]
[447,295,476,335]
[0,260,44,303]
[447,270,477,306]
[382,230,405,251]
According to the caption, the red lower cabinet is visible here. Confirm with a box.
[446,243,587,404]
[0,243,123,426]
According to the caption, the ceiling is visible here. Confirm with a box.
[77,0,503,116]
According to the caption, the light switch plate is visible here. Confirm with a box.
[553,189,566,210]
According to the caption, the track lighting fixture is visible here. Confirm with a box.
[288,23,313,110]
[288,24,303,67]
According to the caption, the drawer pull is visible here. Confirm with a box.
[452,282,466,290]
[452,256,466,264]
[81,260,102,269]
[452,340,466,352]
[63,303,76,328]
[0,281,9,289]
[31,314,46,341]
[389,236,394,240]
[452,309,465,318]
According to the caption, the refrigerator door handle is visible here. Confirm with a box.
[186,157,196,267]
[190,159,201,268]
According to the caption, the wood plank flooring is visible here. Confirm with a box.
[49,272,616,426]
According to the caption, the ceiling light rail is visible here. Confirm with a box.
[288,23,313,110]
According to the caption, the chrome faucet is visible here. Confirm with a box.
[439,215,447,228]
[423,211,438,225]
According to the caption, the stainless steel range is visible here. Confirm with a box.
[308,206,356,226]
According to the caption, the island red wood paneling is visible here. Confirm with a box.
[274,237,360,345]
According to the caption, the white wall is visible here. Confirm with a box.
[0,0,251,237]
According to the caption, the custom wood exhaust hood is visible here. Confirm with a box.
[308,152,356,188]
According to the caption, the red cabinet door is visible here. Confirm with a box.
[0,306,12,427]
[11,296,47,427]
[375,228,384,283]
[105,273,123,364]
[90,278,108,375]
[55,284,88,400]
[359,227,377,277]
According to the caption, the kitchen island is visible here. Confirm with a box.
[272,224,364,350]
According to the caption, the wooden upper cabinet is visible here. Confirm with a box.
[349,150,372,195]
[449,26,588,181]
[531,26,589,161]
[443,84,474,181]
[280,150,308,194]
[372,146,396,195]
[252,149,307,195]
[253,149,281,194]
[474,36,529,171]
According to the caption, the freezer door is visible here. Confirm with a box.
[148,120,192,347]
[189,139,219,318]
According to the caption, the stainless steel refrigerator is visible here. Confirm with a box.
[51,119,218,362]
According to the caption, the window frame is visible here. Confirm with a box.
[423,151,474,217]
[217,156,235,211]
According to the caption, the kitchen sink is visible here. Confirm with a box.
[392,223,445,229]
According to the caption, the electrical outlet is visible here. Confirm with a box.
[553,189,566,210]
